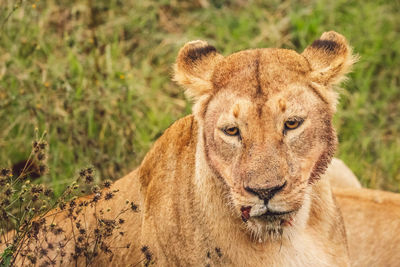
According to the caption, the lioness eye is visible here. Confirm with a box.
[224,127,240,136]
[284,120,302,130]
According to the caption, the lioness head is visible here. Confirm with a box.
[174,32,356,240]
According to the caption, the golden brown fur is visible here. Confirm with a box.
[334,187,400,267]
[3,31,357,266]
[327,164,400,267]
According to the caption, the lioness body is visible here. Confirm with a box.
[326,160,400,267]
[335,187,400,267]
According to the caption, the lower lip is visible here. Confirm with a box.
[263,210,293,216]
[254,210,294,222]
[241,206,295,225]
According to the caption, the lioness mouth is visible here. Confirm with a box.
[260,209,293,217]
[241,205,294,225]
[257,210,295,227]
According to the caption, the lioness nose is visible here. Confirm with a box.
[245,181,287,203]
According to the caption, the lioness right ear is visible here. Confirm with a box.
[174,40,223,101]
[302,31,357,87]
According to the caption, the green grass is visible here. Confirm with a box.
[0,0,399,193]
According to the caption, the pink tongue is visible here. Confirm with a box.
[240,206,252,222]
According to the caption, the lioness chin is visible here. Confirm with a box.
[3,31,356,266]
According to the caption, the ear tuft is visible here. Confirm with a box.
[302,31,358,87]
[185,42,217,62]
[174,40,223,101]
[310,39,340,52]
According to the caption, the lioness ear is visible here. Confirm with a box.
[302,31,357,87]
[174,40,223,100]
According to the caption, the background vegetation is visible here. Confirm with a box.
[0,0,399,194]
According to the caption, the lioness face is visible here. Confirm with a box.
[201,50,337,239]
[174,32,356,240]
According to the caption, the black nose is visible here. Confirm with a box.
[245,181,287,204]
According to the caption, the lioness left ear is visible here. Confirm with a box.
[302,31,357,87]
[174,40,224,101]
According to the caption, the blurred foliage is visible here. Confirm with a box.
[0,0,399,193]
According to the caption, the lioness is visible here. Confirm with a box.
[3,31,356,266]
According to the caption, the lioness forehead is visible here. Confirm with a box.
[211,48,311,97]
